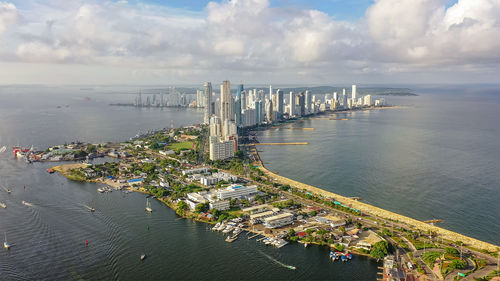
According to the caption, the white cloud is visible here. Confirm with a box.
[0,0,499,84]
[0,1,17,34]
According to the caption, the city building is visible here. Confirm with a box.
[204,82,212,124]
[209,200,230,211]
[352,84,357,104]
[263,213,294,228]
[276,89,284,119]
[209,136,234,161]
[217,184,259,200]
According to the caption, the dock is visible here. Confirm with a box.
[281,127,314,130]
[249,142,309,146]
[248,233,260,240]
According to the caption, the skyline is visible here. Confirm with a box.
[0,0,499,85]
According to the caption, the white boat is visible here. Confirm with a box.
[21,200,32,206]
[4,232,10,249]
[145,198,152,212]
[222,226,233,234]
[232,227,242,236]
[141,254,146,260]
[212,222,221,231]
[216,223,226,231]
[0,202,6,209]
[97,188,105,193]
[7,189,11,194]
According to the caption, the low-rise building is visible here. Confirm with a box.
[217,185,258,200]
[187,192,207,204]
[263,213,294,228]
[209,200,230,211]
[182,167,209,176]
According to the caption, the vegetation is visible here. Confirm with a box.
[370,241,391,259]
[421,251,442,266]
[168,141,194,152]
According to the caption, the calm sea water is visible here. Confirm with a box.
[0,86,379,280]
[258,85,500,246]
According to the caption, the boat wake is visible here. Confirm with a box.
[258,250,296,270]
[0,146,6,153]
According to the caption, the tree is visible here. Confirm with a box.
[234,150,244,159]
[449,259,467,270]
[176,201,188,216]
[338,226,346,234]
[445,247,460,257]
[370,241,390,259]
[355,222,363,229]
[195,202,209,213]
[288,228,296,237]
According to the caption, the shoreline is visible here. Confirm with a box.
[253,144,499,253]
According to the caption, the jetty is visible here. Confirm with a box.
[248,142,309,146]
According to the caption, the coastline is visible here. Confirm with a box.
[254,155,499,252]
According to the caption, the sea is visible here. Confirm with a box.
[0,85,380,281]
[258,85,500,247]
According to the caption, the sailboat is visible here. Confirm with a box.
[145,198,152,212]
[4,232,10,249]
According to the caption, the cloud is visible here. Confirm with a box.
[366,0,500,65]
[0,1,17,34]
[0,0,500,84]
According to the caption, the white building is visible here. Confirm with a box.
[217,184,259,200]
[182,168,209,176]
[263,213,294,228]
[209,200,230,211]
[363,95,372,106]
[187,192,208,204]
[209,136,234,161]
[352,84,357,102]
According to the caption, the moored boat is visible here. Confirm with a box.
[0,202,6,209]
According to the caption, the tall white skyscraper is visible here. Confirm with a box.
[220,80,232,138]
[289,91,294,117]
[352,85,357,101]
[333,92,338,102]
[305,90,311,114]
[203,82,212,124]
[269,85,273,100]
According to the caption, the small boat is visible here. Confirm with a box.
[97,188,105,193]
[212,222,221,231]
[7,189,11,194]
[346,253,352,260]
[140,254,146,260]
[89,207,95,212]
[145,198,152,212]
[286,265,296,270]
[304,242,308,248]
[0,202,6,209]
[21,200,32,206]
[341,255,347,262]
[46,168,55,174]
[4,232,10,249]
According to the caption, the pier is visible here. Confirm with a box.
[248,142,309,146]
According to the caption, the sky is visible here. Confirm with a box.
[0,0,499,85]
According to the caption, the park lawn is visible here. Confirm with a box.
[168,141,194,152]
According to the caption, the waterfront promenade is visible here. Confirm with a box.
[258,166,499,252]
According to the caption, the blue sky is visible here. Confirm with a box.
[128,0,375,20]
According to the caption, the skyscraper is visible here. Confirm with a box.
[241,90,246,111]
[305,90,311,115]
[203,82,212,124]
[269,85,273,100]
[220,80,232,128]
[236,84,243,126]
[352,84,357,103]
[277,89,284,119]
[289,91,295,117]
[297,92,305,116]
